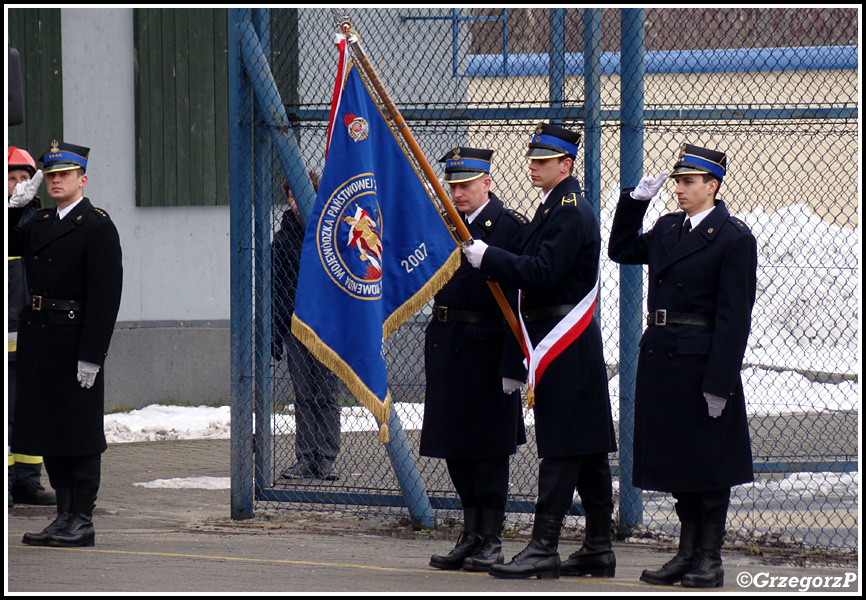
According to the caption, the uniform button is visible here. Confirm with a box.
[647,350,653,356]
[676,283,683,289]
[432,344,438,349]
[667,353,673,359]
[657,279,663,285]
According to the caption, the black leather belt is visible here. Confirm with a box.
[646,309,712,327]
[432,305,502,324]
[522,304,576,323]
[29,295,85,312]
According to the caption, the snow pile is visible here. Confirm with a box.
[105,404,231,443]
[133,476,230,490]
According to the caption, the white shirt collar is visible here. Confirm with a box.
[465,198,491,224]
[539,189,552,207]
[686,205,715,230]
[57,196,85,220]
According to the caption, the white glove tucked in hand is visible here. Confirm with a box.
[8,170,43,208]
[77,360,101,389]
[704,392,727,418]
[629,171,667,201]
[462,240,488,269]
[502,378,524,394]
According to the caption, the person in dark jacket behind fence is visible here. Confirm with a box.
[608,143,757,589]
[272,174,341,481]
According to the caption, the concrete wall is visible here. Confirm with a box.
[60,9,230,410]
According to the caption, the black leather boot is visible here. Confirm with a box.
[640,522,700,585]
[463,509,505,572]
[22,488,73,546]
[489,514,561,580]
[430,509,482,570]
[12,462,56,505]
[681,523,725,588]
[48,488,96,548]
[561,512,616,577]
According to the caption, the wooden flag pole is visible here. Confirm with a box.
[331,10,524,346]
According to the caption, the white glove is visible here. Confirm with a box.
[462,240,488,269]
[503,378,524,394]
[629,171,667,201]
[77,360,101,389]
[9,170,43,207]
[704,392,727,418]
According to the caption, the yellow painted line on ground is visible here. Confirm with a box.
[9,544,680,590]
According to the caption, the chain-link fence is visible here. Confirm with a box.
[230,8,858,553]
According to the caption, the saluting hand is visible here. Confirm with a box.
[8,169,43,207]
[629,171,667,201]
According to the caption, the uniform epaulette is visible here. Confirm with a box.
[727,216,752,234]
[91,207,111,219]
[506,209,529,224]
[560,192,579,206]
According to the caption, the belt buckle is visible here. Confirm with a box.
[655,309,667,326]
[31,295,42,311]
[437,306,448,323]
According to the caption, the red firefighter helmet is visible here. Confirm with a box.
[8,146,37,177]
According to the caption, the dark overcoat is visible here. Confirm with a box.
[420,194,528,459]
[9,198,123,457]
[480,177,616,459]
[608,191,756,492]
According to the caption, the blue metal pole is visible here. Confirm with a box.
[229,7,254,521]
[583,9,602,215]
[385,403,435,528]
[549,9,565,112]
[238,19,317,225]
[252,7,274,494]
[619,8,646,534]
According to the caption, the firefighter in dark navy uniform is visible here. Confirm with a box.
[422,147,528,573]
[7,146,56,507]
[609,144,757,588]
[463,124,617,580]
[9,141,123,548]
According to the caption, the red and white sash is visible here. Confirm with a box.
[518,260,600,406]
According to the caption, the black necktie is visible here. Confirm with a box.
[680,218,691,241]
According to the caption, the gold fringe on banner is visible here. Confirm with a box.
[291,316,392,439]
[382,248,460,341]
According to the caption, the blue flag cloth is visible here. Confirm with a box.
[291,64,459,441]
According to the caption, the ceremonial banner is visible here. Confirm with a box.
[291,44,460,440]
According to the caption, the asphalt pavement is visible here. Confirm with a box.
[6,439,860,594]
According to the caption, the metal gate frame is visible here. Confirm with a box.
[229,8,858,536]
